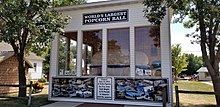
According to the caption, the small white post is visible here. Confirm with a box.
[28,81,32,107]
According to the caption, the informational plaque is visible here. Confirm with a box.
[97,77,112,100]
[83,9,128,25]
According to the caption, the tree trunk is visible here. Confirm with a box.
[18,55,27,97]
[197,0,220,104]
[211,75,220,105]
[174,74,178,83]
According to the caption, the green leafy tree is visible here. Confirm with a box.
[34,0,86,78]
[171,44,188,82]
[53,0,86,7]
[184,54,204,75]
[0,0,69,97]
[37,0,86,79]
[143,0,220,104]
[58,36,68,72]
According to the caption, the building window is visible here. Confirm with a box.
[82,30,102,76]
[58,32,77,76]
[135,26,161,77]
[107,28,130,76]
[33,63,37,72]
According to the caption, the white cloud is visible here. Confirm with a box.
[171,23,202,56]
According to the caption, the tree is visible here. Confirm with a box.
[143,0,220,104]
[0,0,69,97]
[31,0,86,81]
[171,44,188,82]
[184,54,204,75]
[53,0,86,7]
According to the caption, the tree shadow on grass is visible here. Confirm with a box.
[0,94,55,107]
[31,94,56,107]
[0,96,27,107]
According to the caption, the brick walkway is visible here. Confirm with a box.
[77,103,124,107]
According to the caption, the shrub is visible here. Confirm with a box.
[38,78,47,83]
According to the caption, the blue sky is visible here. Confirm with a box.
[87,0,202,56]
[171,23,201,56]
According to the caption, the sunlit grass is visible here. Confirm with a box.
[173,81,216,106]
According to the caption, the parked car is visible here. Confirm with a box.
[190,74,199,81]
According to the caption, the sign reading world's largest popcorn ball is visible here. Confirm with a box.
[83,9,128,25]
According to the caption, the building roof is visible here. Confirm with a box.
[0,42,42,67]
[52,0,173,23]
[26,53,44,61]
[0,42,13,51]
[0,51,14,63]
[197,66,220,73]
[0,42,43,60]
[0,51,33,68]
[196,67,208,72]
[24,59,33,68]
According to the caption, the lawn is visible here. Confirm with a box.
[0,84,54,107]
[173,80,216,107]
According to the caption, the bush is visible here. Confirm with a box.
[38,78,47,83]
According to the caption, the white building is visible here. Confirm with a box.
[27,53,44,81]
[196,66,219,81]
[49,0,172,106]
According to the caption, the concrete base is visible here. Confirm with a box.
[41,102,156,107]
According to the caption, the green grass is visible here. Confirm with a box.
[31,94,54,107]
[173,81,214,91]
[0,85,54,107]
[0,97,28,107]
[0,94,53,107]
[173,81,216,107]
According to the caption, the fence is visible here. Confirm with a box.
[175,85,220,107]
[0,81,33,107]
